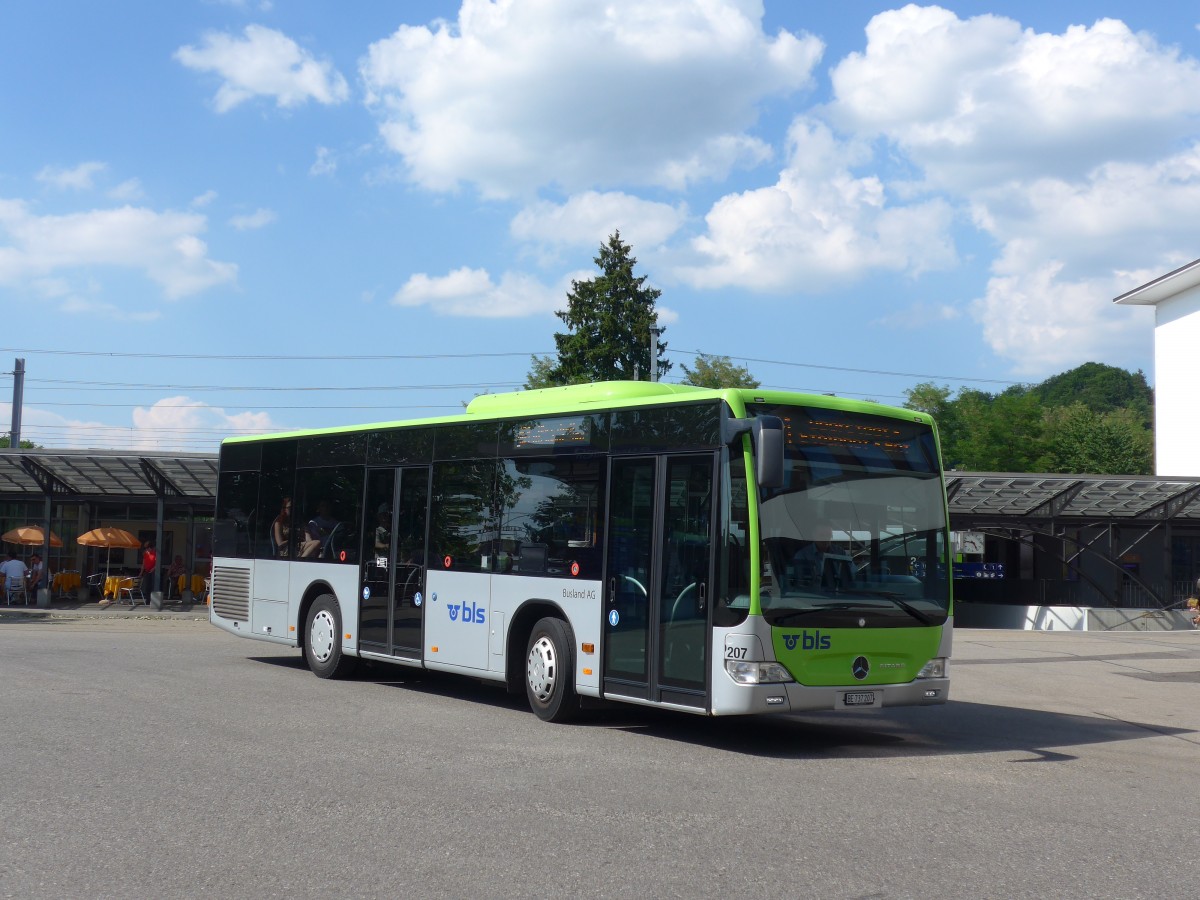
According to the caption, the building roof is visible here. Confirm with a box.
[946,472,1200,522]
[0,449,218,502]
[1112,256,1200,306]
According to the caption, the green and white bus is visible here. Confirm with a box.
[211,381,951,721]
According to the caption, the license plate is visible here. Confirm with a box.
[842,691,877,707]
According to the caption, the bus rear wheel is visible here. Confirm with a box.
[305,594,357,679]
[525,617,579,723]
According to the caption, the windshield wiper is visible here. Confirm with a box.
[770,603,859,626]
[844,589,934,625]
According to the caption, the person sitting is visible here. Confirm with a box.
[28,554,47,592]
[299,501,338,558]
[1,552,30,604]
[791,523,835,586]
[165,554,187,599]
[272,497,292,556]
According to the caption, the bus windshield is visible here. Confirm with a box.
[748,403,950,629]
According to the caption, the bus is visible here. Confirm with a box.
[210,381,951,722]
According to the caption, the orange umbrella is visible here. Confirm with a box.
[76,527,142,549]
[77,526,143,589]
[2,525,63,548]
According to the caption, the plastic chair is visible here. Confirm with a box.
[118,577,144,607]
[7,575,30,606]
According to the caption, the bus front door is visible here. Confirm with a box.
[603,454,714,709]
[360,466,430,659]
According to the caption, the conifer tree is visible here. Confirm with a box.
[526,232,670,388]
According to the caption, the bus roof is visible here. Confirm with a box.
[222,381,932,445]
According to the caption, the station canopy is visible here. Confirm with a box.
[947,473,1200,523]
[0,449,217,503]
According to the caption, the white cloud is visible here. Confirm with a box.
[175,24,350,113]
[212,0,274,11]
[966,144,1200,373]
[36,162,107,191]
[191,190,218,208]
[676,117,956,291]
[391,266,565,317]
[131,397,275,451]
[59,295,161,322]
[310,146,336,176]
[870,302,961,330]
[2,398,273,451]
[0,199,237,299]
[108,178,145,202]
[972,258,1153,378]
[829,6,1200,190]
[510,192,687,252]
[360,0,822,197]
[970,145,1200,273]
[229,207,277,230]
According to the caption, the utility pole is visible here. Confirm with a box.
[648,325,664,382]
[9,357,23,448]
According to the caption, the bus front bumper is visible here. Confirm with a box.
[711,675,950,715]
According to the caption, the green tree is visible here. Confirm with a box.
[526,232,670,388]
[1044,403,1153,475]
[902,382,962,467]
[0,436,39,449]
[680,354,760,389]
[954,388,1049,472]
[1032,362,1153,424]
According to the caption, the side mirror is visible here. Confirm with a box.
[752,416,785,488]
[724,415,785,489]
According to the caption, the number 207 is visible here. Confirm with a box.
[725,646,748,660]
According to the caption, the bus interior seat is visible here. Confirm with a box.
[518,543,547,573]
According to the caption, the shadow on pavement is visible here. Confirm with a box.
[248,654,1195,760]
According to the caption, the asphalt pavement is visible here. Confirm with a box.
[1,615,1198,899]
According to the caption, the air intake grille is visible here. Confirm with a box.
[211,566,251,623]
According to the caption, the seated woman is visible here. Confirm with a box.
[272,497,292,557]
[299,501,338,558]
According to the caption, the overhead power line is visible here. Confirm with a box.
[0,347,547,361]
[26,378,525,393]
[2,345,1021,386]
[668,349,1024,386]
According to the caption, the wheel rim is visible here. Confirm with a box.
[310,609,336,663]
[527,635,558,704]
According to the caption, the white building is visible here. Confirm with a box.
[1113,258,1200,477]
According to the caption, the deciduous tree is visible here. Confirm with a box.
[680,354,759,389]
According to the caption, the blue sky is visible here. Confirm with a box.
[2,0,1198,452]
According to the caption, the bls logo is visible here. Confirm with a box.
[782,630,832,651]
[447,601,486,625]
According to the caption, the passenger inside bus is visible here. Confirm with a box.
[299,501,339,558]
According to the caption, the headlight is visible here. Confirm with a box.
[916,657,947,679]
[725,660,794,684]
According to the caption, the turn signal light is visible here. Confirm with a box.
[581,643,595,654]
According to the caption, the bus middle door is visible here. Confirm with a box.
[603,453,714,710]
[359,465,430,659]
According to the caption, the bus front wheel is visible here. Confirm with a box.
[525,617,579,723]
[305,594,357,679]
